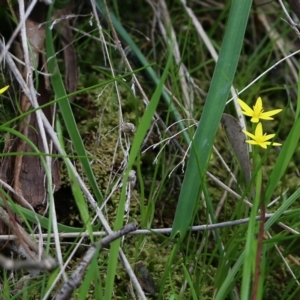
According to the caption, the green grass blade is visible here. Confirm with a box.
[295,58,300,119]
[104,52,173,300]
[215,187,300,299]
[171,0,253,239]
[56,118,94,241]
[0,196,99,233]
[95,0,190,144]
[79,250,100,300]
[182,263,198,300]
[265,115,300,203]
[46,5,103,203]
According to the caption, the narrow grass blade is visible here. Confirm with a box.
[95,0,190,144]
[104,53,172,300]
[215,187,300,299]
[0,195,99,233]
[46,5,103,203]
[79,252,100,300]
[182,264,198,300]
[296,58,300,119]
[171,0,253,239]
[265,115,300,203]
[56,118,94,241]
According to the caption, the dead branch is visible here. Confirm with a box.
[54,222,137,300]
[0,253,56,271]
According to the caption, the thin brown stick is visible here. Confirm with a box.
[1,193,35,260]
[54,223,137,300]
[0,253,56,271]
[0,206,42,257]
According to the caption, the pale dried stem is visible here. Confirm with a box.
[40,109,146,299]
[92,0,186,158]
[18,0,55,263]
[90,2,134,232]
[89,2,147,297]
[0,252,56,271]
[157,0,193,113]
[70,26,117,47]
[0,207,41,256]
[207,170,298,238]
[266,231,300,285]
[55,223,137,300]
[0,178,44,254]
[215,175,237,217]
[0,212,284,241]
[278,0,300,31]
[14,0,65,279]
[0,38,108,296]
[0,0,38,63]
[227,49,300,105]
[256,2,298,82]
[179,0,246,133]
[42,215,101,300]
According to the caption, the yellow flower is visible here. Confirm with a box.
[242,122,281,149]
[238,97,282,123]
[0,86,9,95]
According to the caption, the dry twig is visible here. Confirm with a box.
[55,223,137,300]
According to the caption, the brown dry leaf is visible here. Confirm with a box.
[135,262,157,297]
[0,3,60,208]
[221,113,251,185]
[54,5,78,99]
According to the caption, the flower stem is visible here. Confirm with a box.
[241,152,262,300]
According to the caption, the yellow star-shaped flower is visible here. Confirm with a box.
[238,97,282,123]
[0,86,9,95]
[242,122,281,149]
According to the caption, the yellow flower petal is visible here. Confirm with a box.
[242,129,256,140]
[238,99,255,117]
[263,133,276,140]
[245,140,261,146]
[259,143,269,149]
[254,122,263,136]
[253,97,263,115]
[238,96,282,123]
[270,142,282,146]
[238,99,252,112]
[243,122,281,149]
[245,140,267,148]
[0,85,9,94]
[250,117,260,123]
[259,109,283,121]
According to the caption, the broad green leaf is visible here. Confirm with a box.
[171,0,253,239]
